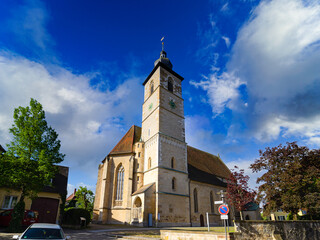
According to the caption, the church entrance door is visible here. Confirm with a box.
[200,214,204,227]
[132,197,142,222]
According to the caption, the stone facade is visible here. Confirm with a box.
[93,51,231,227]
[233,220,320,240]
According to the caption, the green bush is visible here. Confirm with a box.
[62,208,91,226]
[286,212,293,220]
[8,201,25,233]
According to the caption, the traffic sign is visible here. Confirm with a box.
[218,205,229,215]
[214,201,223,204]
[221,215,228,220]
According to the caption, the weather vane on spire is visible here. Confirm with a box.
[161,36,165,51]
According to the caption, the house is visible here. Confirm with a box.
[0,145,69,224]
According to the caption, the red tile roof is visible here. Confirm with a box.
[108,125,141,155]
[187,146,231,179]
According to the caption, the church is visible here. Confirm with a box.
[93,48,231,227]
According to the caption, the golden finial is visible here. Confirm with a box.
[161,36,165,51]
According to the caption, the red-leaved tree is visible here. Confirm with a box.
[226,166,256,220]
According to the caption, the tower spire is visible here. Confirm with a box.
[161,36,164,51]
[154,37,173,69]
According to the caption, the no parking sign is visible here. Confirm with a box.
[218,205,229,215]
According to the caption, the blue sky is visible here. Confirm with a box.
[1,0,320,195]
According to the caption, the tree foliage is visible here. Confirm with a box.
[75,186,94,212]
[0,98,64,231]
[250,142,320,216]
[226,166,256,220]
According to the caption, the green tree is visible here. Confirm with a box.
[250,142,320,218]
[75,186,94,212]
[0,98,65,231]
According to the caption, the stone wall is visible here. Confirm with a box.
[161,230,232,240]
[233,220,320,240]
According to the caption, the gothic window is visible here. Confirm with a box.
[194,188,198,213]
[116,165,125,201]
[168,77,173,92]
[171,157,175,169]
[150,81,154,95]
[148,157,152,169]
[172,178,176,190]
[210,191,214,213]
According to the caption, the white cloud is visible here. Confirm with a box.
[222,36,231,48]
[0,51,143,182]
[190,71,245,115]
[7,0,53,53]
[67,182,96,197]
[196,0,320,146]
[226,158,261,190]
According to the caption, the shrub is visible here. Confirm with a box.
[8,201,25,233]
[62,208,91,226]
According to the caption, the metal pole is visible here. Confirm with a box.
[227,216,229,232]
[206,212,210,232]
[224,219,227,240]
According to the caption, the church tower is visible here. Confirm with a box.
[141,48,190,226]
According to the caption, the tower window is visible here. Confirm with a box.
[172,178,176,190]
[194,188,198,213]
[168,78,173,92]
[137,163,139,169]
[150,81,154,95]
[138,152,141,157]
[171,157,175,169]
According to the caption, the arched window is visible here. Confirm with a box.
[172,178,176,190]
[171,157,175,169]
[150,81,154,95]
[210,191,214,213]
[168,78,173,92]
[148,157,152,169]
[116,166,125,201]
[194,188,198,213]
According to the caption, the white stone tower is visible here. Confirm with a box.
[141,48,190,226]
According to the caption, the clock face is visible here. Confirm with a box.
[169,100,176,109]
[148,103,153,111]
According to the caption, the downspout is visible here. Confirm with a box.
[189,179,192,226]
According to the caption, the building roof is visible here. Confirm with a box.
[66,188,77,201]
[188,164,227,188]
[108,125,141,156]
[244,201,259,211]
[143,61,184,86]
[0,144,6,153]
[187,146,231,180]
[132,182,154,196]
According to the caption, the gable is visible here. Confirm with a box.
[108,125,141,155]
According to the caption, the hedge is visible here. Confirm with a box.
[62,208,91,226]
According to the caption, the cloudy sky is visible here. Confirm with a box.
[1,0,319,195]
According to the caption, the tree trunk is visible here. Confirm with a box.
[240,210,244,220]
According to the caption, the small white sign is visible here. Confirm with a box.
[221,215,228,220]
[214,201,223,204]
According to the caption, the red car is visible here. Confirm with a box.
[0,209,38,227]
